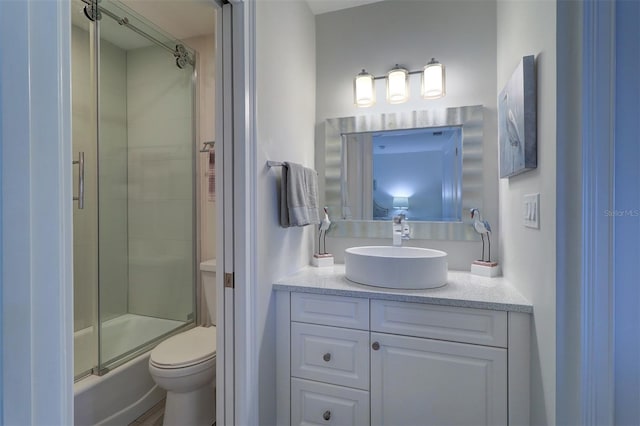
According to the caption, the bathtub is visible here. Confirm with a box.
[74,314,186,425]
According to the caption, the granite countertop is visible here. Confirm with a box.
[273,264,533,313]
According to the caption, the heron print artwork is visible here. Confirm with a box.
[498,55,537,178]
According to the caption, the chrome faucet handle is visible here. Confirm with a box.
[393,214,406,224]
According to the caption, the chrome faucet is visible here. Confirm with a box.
[392,214,411,246]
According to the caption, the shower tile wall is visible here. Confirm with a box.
[126,45,194,322]
[72,25,129,331]
[186,34,217,262]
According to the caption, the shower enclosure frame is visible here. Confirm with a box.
[74,0,201,380]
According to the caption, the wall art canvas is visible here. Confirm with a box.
[499,55,537,178]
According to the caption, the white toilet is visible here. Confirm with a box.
[149,260,217,426]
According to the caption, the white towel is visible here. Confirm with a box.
[279,162,320,227]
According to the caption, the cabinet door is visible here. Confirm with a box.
[291,378,370,426]
[370,332,507,426]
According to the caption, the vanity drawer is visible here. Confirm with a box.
[291,322,369,390]
[371,300,508,348]
[291,292,369,330]
[291,378,369,426]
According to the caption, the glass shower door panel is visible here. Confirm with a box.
[97,16,131,367]
[125,47,195,324]
[98,0,196,370]
[71,1,98,379]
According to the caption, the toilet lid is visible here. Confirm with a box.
[150,326,216,368]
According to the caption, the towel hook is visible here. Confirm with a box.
[200,141,215,153]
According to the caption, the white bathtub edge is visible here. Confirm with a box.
[74,351,165,425]
[98,384,165,426]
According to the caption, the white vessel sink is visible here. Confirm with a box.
[344,246,448,289]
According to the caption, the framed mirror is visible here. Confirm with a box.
[323,105,483,241]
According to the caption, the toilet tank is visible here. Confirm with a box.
[199,259,217,325]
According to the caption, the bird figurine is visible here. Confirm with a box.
[318,207,331,254]
[470,208,492,262]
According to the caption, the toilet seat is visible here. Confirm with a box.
[150,326,216,369]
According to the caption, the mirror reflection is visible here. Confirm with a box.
[342,126,462,222]
[323,105,483,241]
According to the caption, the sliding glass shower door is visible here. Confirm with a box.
[72,4,99,378]
[72,0,197,379]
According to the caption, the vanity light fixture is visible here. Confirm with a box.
[354,58,446,107]
[393,196,409,210]
[354,69,376,107]
[386,65,409,104]
[422,58,446,99]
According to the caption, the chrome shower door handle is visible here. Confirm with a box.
[73,152,85,209]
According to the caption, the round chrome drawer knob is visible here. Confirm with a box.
[323,410,331,421]
[323,353,331,362]
[372,342,380,350]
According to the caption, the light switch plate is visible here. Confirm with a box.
[523,193,540,229]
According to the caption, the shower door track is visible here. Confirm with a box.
[79,0,194,67]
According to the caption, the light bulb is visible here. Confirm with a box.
[354,69,375,107]
[422,58,446,99]
[386,65,409,104]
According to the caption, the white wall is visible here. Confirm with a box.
[315,0,497,269]
[126,45,195,322]
[497,1,556,424]
[255,0,316,422]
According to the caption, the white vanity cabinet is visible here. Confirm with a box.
[276,291,531,426]
[284,293,370,426]
[370,298,508,425]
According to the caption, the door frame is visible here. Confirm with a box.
[224,0,259,424]
[215,0,257,424]
[0,1,74,424]
[556,0,616,423]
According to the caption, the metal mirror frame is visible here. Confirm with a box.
[323,105,483,241]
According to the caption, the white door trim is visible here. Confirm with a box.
[557,0,616,423]
[216,0,258,424]
[227,0,259,424]
[612,1,640,422]
[215,1,232,425]
[579,0,616,423]
[0,0,74,424]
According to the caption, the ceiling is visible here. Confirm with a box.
[372,127,460,155]
[121,0,388,37]
[122,0,216,40]
[305,0,385,15]
[70,0,383,52]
